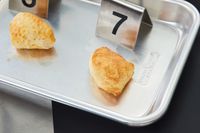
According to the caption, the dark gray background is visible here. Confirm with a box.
[53,0,200,132]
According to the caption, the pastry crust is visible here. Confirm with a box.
[89,47,134,96]
[10,12,55,49]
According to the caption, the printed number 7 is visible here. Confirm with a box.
[112,11,128,35]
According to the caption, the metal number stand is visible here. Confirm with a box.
[96,0,153,49]
[9,0,49,18]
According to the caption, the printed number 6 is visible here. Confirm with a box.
[112,11,128,35]
[22,0,36,8]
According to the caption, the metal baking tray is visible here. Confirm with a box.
[0,0,199,126]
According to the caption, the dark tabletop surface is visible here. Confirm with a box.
[52,0,200,133]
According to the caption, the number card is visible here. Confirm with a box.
[96,0,153,49]
[9,0,49,18]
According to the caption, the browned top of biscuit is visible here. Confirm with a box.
[10,12,55,49]
[91,47,134,84]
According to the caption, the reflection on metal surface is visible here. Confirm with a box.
[16,48,56,60]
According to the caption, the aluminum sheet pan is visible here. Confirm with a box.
[0,0,199,126]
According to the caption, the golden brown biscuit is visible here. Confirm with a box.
[89,47,134,96]
[10,12,55,49]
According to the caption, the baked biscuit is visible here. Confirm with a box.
[89,47,134,96]
[10,12,55,49]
